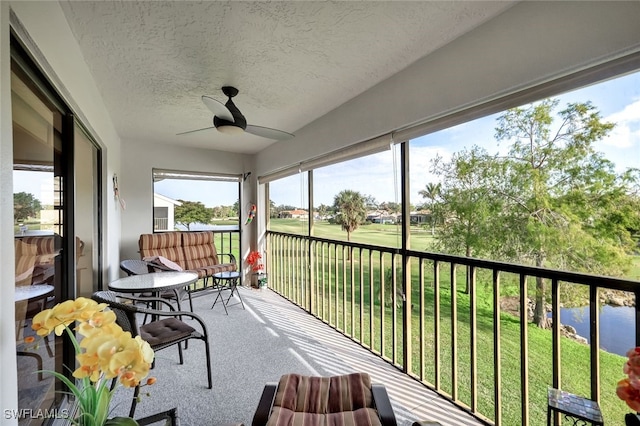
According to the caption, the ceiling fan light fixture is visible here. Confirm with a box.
[216,124,244,135]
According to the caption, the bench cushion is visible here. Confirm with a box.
[139,232,186,269]
[182,231,219,269]
[139,231,236,279]
[267,407,381,426]
[268,373,380,426]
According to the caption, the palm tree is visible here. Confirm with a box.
[419,182,441,235]
[332,190,367,241]
[418,182,441,202]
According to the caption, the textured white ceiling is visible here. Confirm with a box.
[59,1,515,154]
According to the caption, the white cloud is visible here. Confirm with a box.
[601,100,640,148]
[606,98,640,123]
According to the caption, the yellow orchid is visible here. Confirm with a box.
[30,297,155,426]
[77,310,118,337]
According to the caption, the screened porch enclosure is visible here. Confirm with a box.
[265,231,640,426]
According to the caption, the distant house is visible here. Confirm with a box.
[367,210,397,224]
[410,210,431,225]
[153,193,182,231]
[279,209,309,220]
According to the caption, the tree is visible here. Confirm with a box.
[363,194,378,210]
[429,148,503,293]
[418,182,441,235]
[174,200,211,231]
[493,99,631,326]
[431,99,639,327]
[332,190,367,241]
[14,192,41,223]
[273,204,297,218]
[383,202,401,216]
[316,203,330,220]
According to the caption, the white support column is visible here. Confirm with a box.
[0,2,19,423]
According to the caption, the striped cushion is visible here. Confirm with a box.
[139,233,186,269]
[21,236,60,264]
[267,407,381,426]
[182,232,219,270]
[268,373,380,426]
[15,240,37,286]
[138,231,235,278]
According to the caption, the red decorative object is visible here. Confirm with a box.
[618,347,640,411]
[246,251,264,272]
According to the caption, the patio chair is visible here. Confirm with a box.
[120,259,194,313]
[92,291,212,417]
[251,372,397,426]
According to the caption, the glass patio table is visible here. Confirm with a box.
[108,271,198,314]
[108,271,198,294]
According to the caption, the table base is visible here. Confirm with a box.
[211,274,244,314]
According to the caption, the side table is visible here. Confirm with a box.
[547,387,603,426]
[211,271,244,314]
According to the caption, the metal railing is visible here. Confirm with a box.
[153,217,168,230]
[266,230,640,425]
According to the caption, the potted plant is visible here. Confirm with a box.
[617,347,640,425]
[246,251,267,288]
[28,297,156,425]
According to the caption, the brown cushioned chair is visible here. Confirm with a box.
[252,373,397,426]
[92,291,212,417]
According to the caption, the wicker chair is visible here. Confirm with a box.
[119,259,194,313]
[92,291,212,417]
[252,373,397,426]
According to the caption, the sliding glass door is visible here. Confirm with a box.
[12,36,102,424]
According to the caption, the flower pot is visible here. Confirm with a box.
[256,273,267,288]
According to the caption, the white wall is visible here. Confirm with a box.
[255,1,640,177]
[0,2,18,421]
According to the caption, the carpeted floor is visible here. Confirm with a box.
[108,286,485,426]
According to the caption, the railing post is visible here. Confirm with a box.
[589,284,600,403]
[308,170,314,315]
[636,290,640,347]
[519,275,529,426]
[469,265,477,413]
[401,142,412,374]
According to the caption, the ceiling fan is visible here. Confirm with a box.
[177,86,294,140]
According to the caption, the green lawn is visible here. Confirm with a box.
[267,218,634,425]
[269,218,437,249]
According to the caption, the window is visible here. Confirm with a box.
[267,172,309,236]
[409,69,640,278]
[152,169,241,232]
[312,147,401,246]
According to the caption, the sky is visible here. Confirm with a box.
[14,71,640,209]
[270,69,640,208]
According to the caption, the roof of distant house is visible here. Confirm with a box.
[153,193,182,206]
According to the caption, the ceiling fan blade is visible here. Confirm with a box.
[176,126,215,136]
[202,95,234,122]
[245,124,295,141]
